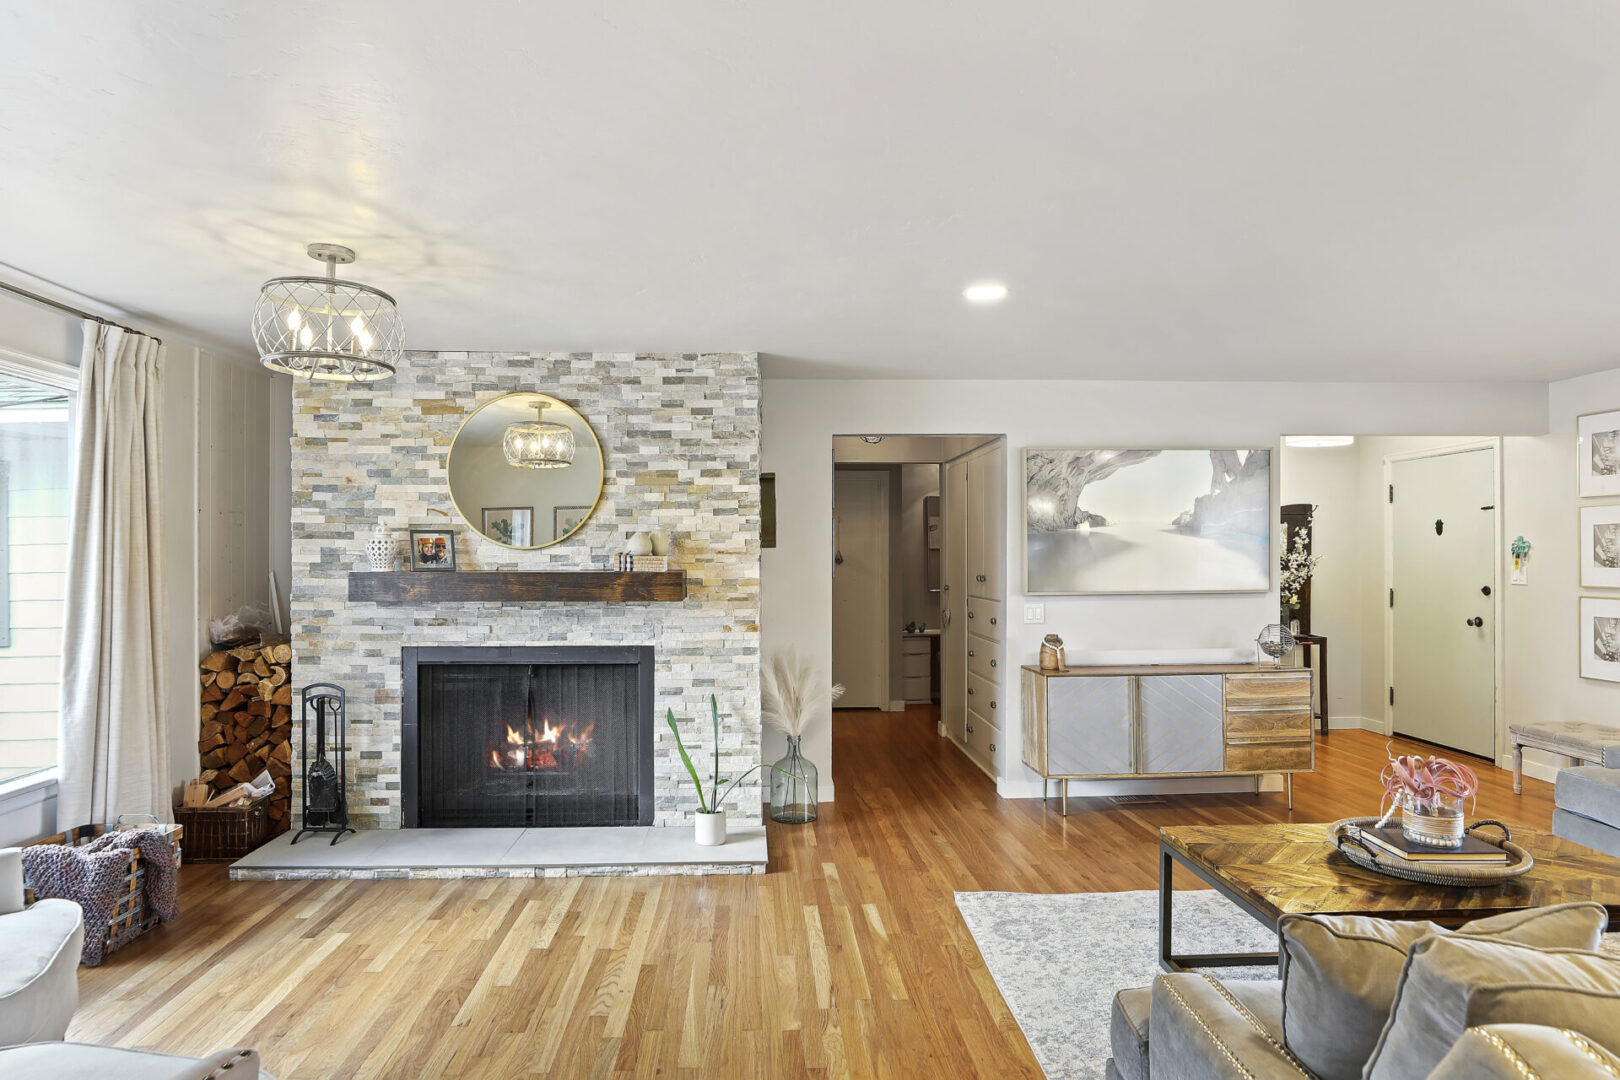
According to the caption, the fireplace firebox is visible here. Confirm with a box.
[402,646,655,828]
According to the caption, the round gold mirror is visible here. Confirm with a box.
[448,393,604,548]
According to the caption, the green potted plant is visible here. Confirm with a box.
[667,695,804,845]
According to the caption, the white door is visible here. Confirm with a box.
[941,459,968,742]
[1390,448,1496,757]
[832,470,890,709]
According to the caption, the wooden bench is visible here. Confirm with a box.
[1508,721,1620,794]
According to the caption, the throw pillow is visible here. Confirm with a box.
[1278,903,1607,1080]
[1364,935,1620,1080]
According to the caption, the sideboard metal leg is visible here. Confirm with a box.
[1286,773,1293,811]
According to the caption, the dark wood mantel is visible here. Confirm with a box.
[348,571,687,604]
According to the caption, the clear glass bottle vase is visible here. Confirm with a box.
[769,735,818,824]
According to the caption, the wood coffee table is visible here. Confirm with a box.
[1159,822,1620,974]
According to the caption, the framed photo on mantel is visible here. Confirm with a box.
[1023,447,1272,595]
[1578,409,1620,497]
[408,528,457,572]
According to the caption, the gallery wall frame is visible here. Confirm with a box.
[1577,409,1620,498]
[1580,503,1620,589]
[1021,446,1273,595]
[1580,595,1620,683]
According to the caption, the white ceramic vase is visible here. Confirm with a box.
[649,529,672,556]
[694,810,727,846]
[365,524,395,571]
[627,532,654,557]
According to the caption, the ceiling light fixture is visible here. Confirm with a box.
[503,397,576,469]
[963,282,1009,304]
[859,436,886,444]
[1283,435,1356,449]
[251,243,403,383]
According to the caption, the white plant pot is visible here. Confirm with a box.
[694,810,727,846]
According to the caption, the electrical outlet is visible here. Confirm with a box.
[1024,603,1046,624]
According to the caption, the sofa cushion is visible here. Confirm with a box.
[1556,765,1620,824]
[1427,1024,1620,1079]
[0,1043,261,1080]
[1279,902,1607,1080]
[1554,806,1620,859]
[1150,974,1303,1080]
[1110,986,1151,1080]
[0,898,85,1046]
[1365,936,1620,1080]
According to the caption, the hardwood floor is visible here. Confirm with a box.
[71,708,1556,1078]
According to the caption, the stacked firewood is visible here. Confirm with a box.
[197,637,293,834]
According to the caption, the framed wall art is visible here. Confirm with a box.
[1581,595,1620,682]
[553,505,591,539]
[1581,504,1620,588]
[1578,409,1620,497]
[1023,447,1272,595]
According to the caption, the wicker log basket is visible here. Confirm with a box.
[1329,817,1534,887]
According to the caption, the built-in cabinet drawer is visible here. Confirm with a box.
[902,652,932,679]
[965,596,1002,633]
[967,640,1001,683]
[967,670,1001,720]
[965,707,1001,768]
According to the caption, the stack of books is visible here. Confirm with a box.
[1351,823,1509,866]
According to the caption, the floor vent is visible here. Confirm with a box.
[1107,795,1165,806]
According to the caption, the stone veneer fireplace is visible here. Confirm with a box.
[402,646,656,828]
[290,352,761,830]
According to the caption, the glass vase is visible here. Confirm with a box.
[1400,791,1466,849]
[769,736,818,824]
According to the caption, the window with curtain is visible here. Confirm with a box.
[0,371,74,784]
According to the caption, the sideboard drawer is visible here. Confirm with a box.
[1224,708,1313,742]
[1223,672,1311,709]
[967,671,1001,717]
[1225,741,1312,773]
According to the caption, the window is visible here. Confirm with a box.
[0,368,74,784]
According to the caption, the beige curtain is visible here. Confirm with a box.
[58,322,170,826]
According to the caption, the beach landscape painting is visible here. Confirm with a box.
[1024,448,1272,594]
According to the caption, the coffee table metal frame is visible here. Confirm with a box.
[1159,835,1283,974]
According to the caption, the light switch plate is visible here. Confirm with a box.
[1511,564,1528,586]
[1024,603,1046,624]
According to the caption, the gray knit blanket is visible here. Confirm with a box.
[22,828,179,965]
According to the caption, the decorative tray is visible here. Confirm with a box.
[1328,817,1533,887]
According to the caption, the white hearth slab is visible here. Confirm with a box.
[228,826,767,880]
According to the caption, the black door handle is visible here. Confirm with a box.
[1467,617,1484,627]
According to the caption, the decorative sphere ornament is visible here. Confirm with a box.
[1255,624,1297,668]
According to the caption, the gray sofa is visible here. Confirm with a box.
[0,845,269,1079]
[1107,902,1620,1079]
[1554,764,1620,857]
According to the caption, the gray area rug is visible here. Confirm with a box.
[955,889,1277,1080]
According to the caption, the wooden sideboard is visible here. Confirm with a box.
[1020,662,1314,813]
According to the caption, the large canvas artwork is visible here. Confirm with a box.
[1024,448,1272,594]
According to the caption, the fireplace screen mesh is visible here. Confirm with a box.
[411,653,652,827]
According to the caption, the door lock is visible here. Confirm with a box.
[1467,616,1484,627]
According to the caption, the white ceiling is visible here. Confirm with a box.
[4,3,1620,381]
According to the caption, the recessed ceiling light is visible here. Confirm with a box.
[1284,435,1356,448]
[963,282,1008,304]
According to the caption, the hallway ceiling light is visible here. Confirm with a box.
[503,398,576,469]
[963,282,1009,304]
[251,243,403,383]
[859,435,886,444]
[1284,435,1356,448]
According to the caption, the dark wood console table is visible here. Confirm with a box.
[1294,633,1328,737]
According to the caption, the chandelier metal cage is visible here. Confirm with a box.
[251,243,403,383]
[503,398,577,469]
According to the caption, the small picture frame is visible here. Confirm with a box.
[1581,504,1620,588]
[408,528,457,572]
[554,505,591,539]
[1581,596,1620,682]
[1578,409,1620,497]
[482,506,533,548]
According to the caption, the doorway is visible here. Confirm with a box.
[1387,443,1499,758]
[832,469,891,708]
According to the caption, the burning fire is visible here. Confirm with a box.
[488,717,594,771]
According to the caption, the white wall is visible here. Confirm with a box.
[1277,442,1363,723]
[760,378,1548,798]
